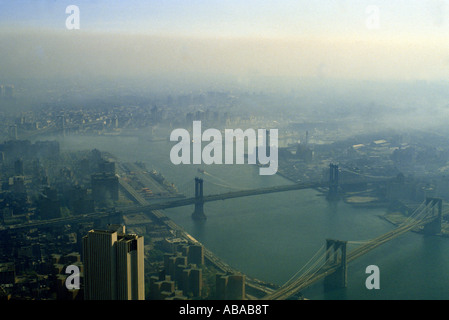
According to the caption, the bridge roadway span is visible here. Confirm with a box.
[264,214,437,300]
[121,180,326,214]
[0,180,322,233]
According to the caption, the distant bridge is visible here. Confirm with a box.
[120,162,392,220]
[119,177,326,218]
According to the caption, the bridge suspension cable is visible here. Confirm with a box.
[400,201,435,228]
[347,240,372,245]
[292,245,334,285]
[399,201,428,226]
[277,246,334,292]
[175,179,196,196]
[203,179,242,191]
[282,245,325,287]
[199,169,252,191]
[265,244,339,300]
[339,167,393,180]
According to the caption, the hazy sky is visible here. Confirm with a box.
[0,0,449,82]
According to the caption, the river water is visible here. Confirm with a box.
[56,133,449,300]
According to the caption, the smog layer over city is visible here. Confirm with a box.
[1,0,449,306]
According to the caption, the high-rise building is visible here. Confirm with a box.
[98,160,116,174]
[82,227,145,300]
[215,273,245,300]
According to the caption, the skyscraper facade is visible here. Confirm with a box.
[82,228,145,300]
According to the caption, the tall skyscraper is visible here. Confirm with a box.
[82,227,145,300]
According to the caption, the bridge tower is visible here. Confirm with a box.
[323,239,347,289]
[423,198,442,235]
[326,163,340,201]
[192,177,207,220]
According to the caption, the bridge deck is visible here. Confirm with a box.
[122,181,325,213]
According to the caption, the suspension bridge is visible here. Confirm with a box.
[118,165,328,219]
[262,198,443,300]
[120,162,347,219]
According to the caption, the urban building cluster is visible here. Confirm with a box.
[0,89,249,141]
[0,138,250,300]
[149,239,246,300]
